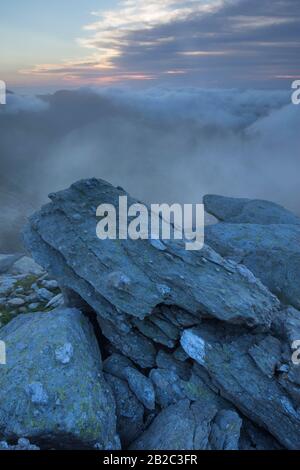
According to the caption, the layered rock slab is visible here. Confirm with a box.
[23,178,279,331]
[204,195,300,225]
[181,323,300,449]
[205,220,300,309]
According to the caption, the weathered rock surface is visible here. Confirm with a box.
[103,353,155,410]
[0,438,40,451]
[14,179,300,450]
[10,256,44,277]
[105,373,144,448]
[180,323,300,449]
[205,221,300,309]
[130,399,242,450]
[204,195,300,225]
[0,254,23,275]
[23,179,279,332]
[0,308,118,449]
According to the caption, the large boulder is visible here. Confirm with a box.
[205,222,300,309]
[204,195,300,225]
[23,178,279,334]
[0,308,119,449]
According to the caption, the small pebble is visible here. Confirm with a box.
[8,298,25,307]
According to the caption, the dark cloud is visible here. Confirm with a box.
[25,0,300,88]
[0,87,298,252]
[112,0,300,87]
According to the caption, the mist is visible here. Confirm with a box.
[0,87,298,252]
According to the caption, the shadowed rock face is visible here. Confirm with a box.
[130,399,241,451]
[204,195,300,309]
[16,179,300,450]
[181,325,300,449]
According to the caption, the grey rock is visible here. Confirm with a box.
[20,179,300,450]
[10,256,44,276]
[0,308,118,449]
[46,293,64,310]
[15,287,24,294]
[99,319,156,369]
[204,195,300,225]
[130,400,211,450]
[149,369,187,408]
[0,276,18,296]
[41,280,59,290]
[274,306,300,344]
[36,288,54,302]
[0,441,10,450]
[54,342,74,364]
[181,326,300,449]
[28,303,40,310]
[103,353,135,378]
[205,222,300,309]
[0,438,40,451]
[248,336,282,378]
[209,410,242,450]
[105,373,144,448]
[7,298,25,307]
[160,306,201,329]
[149,313,180,341]
[18,307,27,314]
[156,350,191,380]
[0,254,23,275]
[132,318,176,348]
[240,419,282,450]
[172,347,189,362]
[150,361,228,410]
[26,382,49,405]
[23,179,279,330]
[130,399,240,451]
[124,367,155,411]
[103,354,155,410]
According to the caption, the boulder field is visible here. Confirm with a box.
[0,179,300,450]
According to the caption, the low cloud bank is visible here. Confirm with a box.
[0,87,298,251]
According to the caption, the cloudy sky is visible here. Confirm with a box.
[1,0,299,91]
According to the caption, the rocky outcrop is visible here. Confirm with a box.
[0,308,119,449]
[204,198,300,309]
[204,195,300,225]
[0,179,297,450]
[23,179,279,330]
